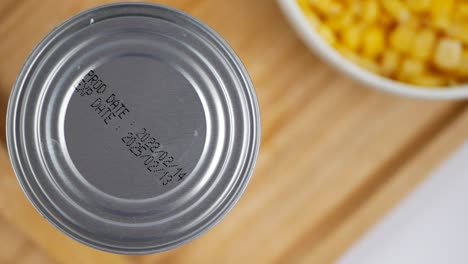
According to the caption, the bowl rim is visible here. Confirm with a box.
[277,0,468,100]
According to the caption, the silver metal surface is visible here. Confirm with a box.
[6,2,260,254]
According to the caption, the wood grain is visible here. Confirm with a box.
[0,1,466,263]
[291,107,468,264]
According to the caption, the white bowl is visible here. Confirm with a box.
[277,0,468,100]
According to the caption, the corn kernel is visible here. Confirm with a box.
[356,57,380,73]
[430,0,454,31]
[307,14,321,27]
[455,4,468,21]
[340,26,363,51]
[389,23,414,54]
[298,0,468,88]
[298,0,309,10]
[317,24,337,45]
[309,0,343,17]
[447,24,468,44]
[380,50,400,76]
[362,26,385,57]
[378,14,394,27]
[433,38,462,71]
[405,0,431,13]
[338,46,379,73]
[432,17,451,31]
[407,74,448,87]
[349,2,362,16]
[326,11,354,31]
[411,29,436,61]
[337,46,359,61]
[457,50,468,77]
[326,1,343,16]
[362,1,379,24]
[299,0,320,24]
[301,6,321,27]
[405,17,421,29]
[431,0,454,18]
[399,58,425,79]
[381,0,410,22]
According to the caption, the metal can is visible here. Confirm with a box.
[6,3,260,254]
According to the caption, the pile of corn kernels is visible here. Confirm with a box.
[298,0,468,87]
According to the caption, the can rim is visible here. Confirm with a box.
[6,2,261,254]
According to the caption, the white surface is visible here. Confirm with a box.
[277,0,468,100]
[337,142,468,264]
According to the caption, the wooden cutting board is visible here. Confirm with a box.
[0,1,466,263]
